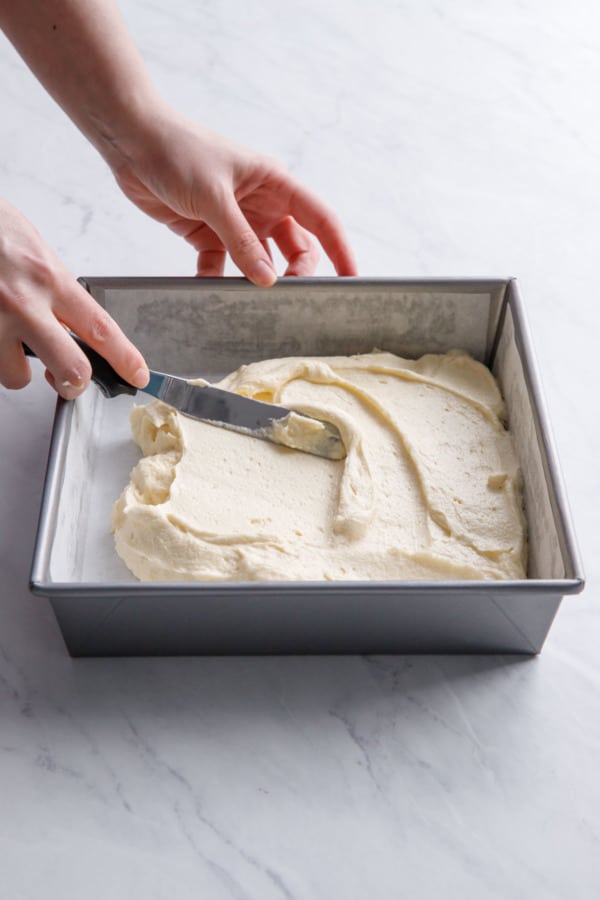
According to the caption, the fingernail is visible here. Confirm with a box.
[249,259,277,287]
[60,374,83,391]
[132,367,150,388]
[59,380,86,400]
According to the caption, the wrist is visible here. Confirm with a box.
[86,88,170,172]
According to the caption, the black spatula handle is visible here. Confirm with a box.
[23,336,138,399]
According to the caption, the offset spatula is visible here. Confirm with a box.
[24,337,346,460]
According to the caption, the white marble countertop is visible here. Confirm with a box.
[1,2,599,897]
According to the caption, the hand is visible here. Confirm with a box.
[112,109,358,284]
[0,198,149,397]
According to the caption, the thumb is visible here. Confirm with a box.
[212,198,276,286]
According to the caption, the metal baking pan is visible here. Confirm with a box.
[30,277,584,656]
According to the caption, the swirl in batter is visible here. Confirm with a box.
[112,350,527,582]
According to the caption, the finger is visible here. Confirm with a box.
[44,369,57,392]
[287,181,358,276]
[270,216,320,277]
[196,249,226,278]
[43,368,76,400]
[19,310,97,398]
[0,272,92,397]
[210,198,277,287]
[183,222,228,276]
[0,336,32,391]
[54,280,149,388]
[260,240,273,262]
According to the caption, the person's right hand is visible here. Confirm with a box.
[0,198,149,398]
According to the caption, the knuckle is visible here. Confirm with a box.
[233,228,260,257]
[0,288,33,318]
[264,154,287,178]
[29,254,58,290]
[89,308,113,345]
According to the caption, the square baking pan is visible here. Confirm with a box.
[30,277,584,656]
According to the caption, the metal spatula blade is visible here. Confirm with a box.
[24,338,346,460]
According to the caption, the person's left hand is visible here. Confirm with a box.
[111,109,358,285]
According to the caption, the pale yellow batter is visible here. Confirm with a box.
[112,350,527,582]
